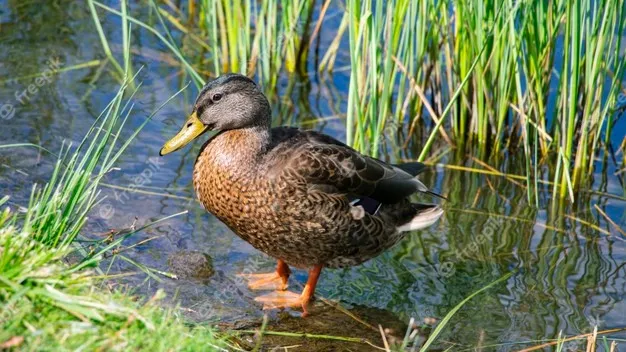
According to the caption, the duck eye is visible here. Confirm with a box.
[212,93,223,102]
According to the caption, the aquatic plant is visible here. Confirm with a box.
[339,0,626,203]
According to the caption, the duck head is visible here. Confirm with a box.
[160,73,271,156]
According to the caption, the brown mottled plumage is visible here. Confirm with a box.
[161,73,444,316]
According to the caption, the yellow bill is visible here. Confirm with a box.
[160,112,208,156]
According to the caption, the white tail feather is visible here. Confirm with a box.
[397,206,444,232]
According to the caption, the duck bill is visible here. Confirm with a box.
[160,112,208,156]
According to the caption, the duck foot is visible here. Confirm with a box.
[254,264,323,317]
[238,259,291,290]
[239,272,288,290]
[254,291,311,317]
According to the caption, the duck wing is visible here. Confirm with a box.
[268,128,432,205]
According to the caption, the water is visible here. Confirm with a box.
[1,1,625,350]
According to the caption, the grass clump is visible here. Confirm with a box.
[1,242,224,350]
[0,78,227,350]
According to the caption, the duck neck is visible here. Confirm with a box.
[231,125,271,158]
[201,125,271,170]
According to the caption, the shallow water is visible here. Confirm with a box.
[1,1,625,350]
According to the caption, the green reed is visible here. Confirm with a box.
[198,0,313,89]
[95,0,313,95]
[556,0,625,199]
[344,0,440,156]
[339,0,626,201]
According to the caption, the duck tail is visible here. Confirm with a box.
[396,204,443,232]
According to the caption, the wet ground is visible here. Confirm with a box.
[1,1,625,351]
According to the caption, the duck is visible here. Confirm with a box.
[160,73,444,317]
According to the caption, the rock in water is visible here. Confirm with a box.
[167,250,214,280]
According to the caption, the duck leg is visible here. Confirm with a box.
[239,259,291,290]
[254,264,323,317]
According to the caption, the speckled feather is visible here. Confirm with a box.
[193,126,437,268]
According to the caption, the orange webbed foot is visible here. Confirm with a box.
[238,272,289,290]
[254,290,311,317]
[253,264,323,317]
[238,259,291,291]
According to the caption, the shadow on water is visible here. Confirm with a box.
[0,0,625,350]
